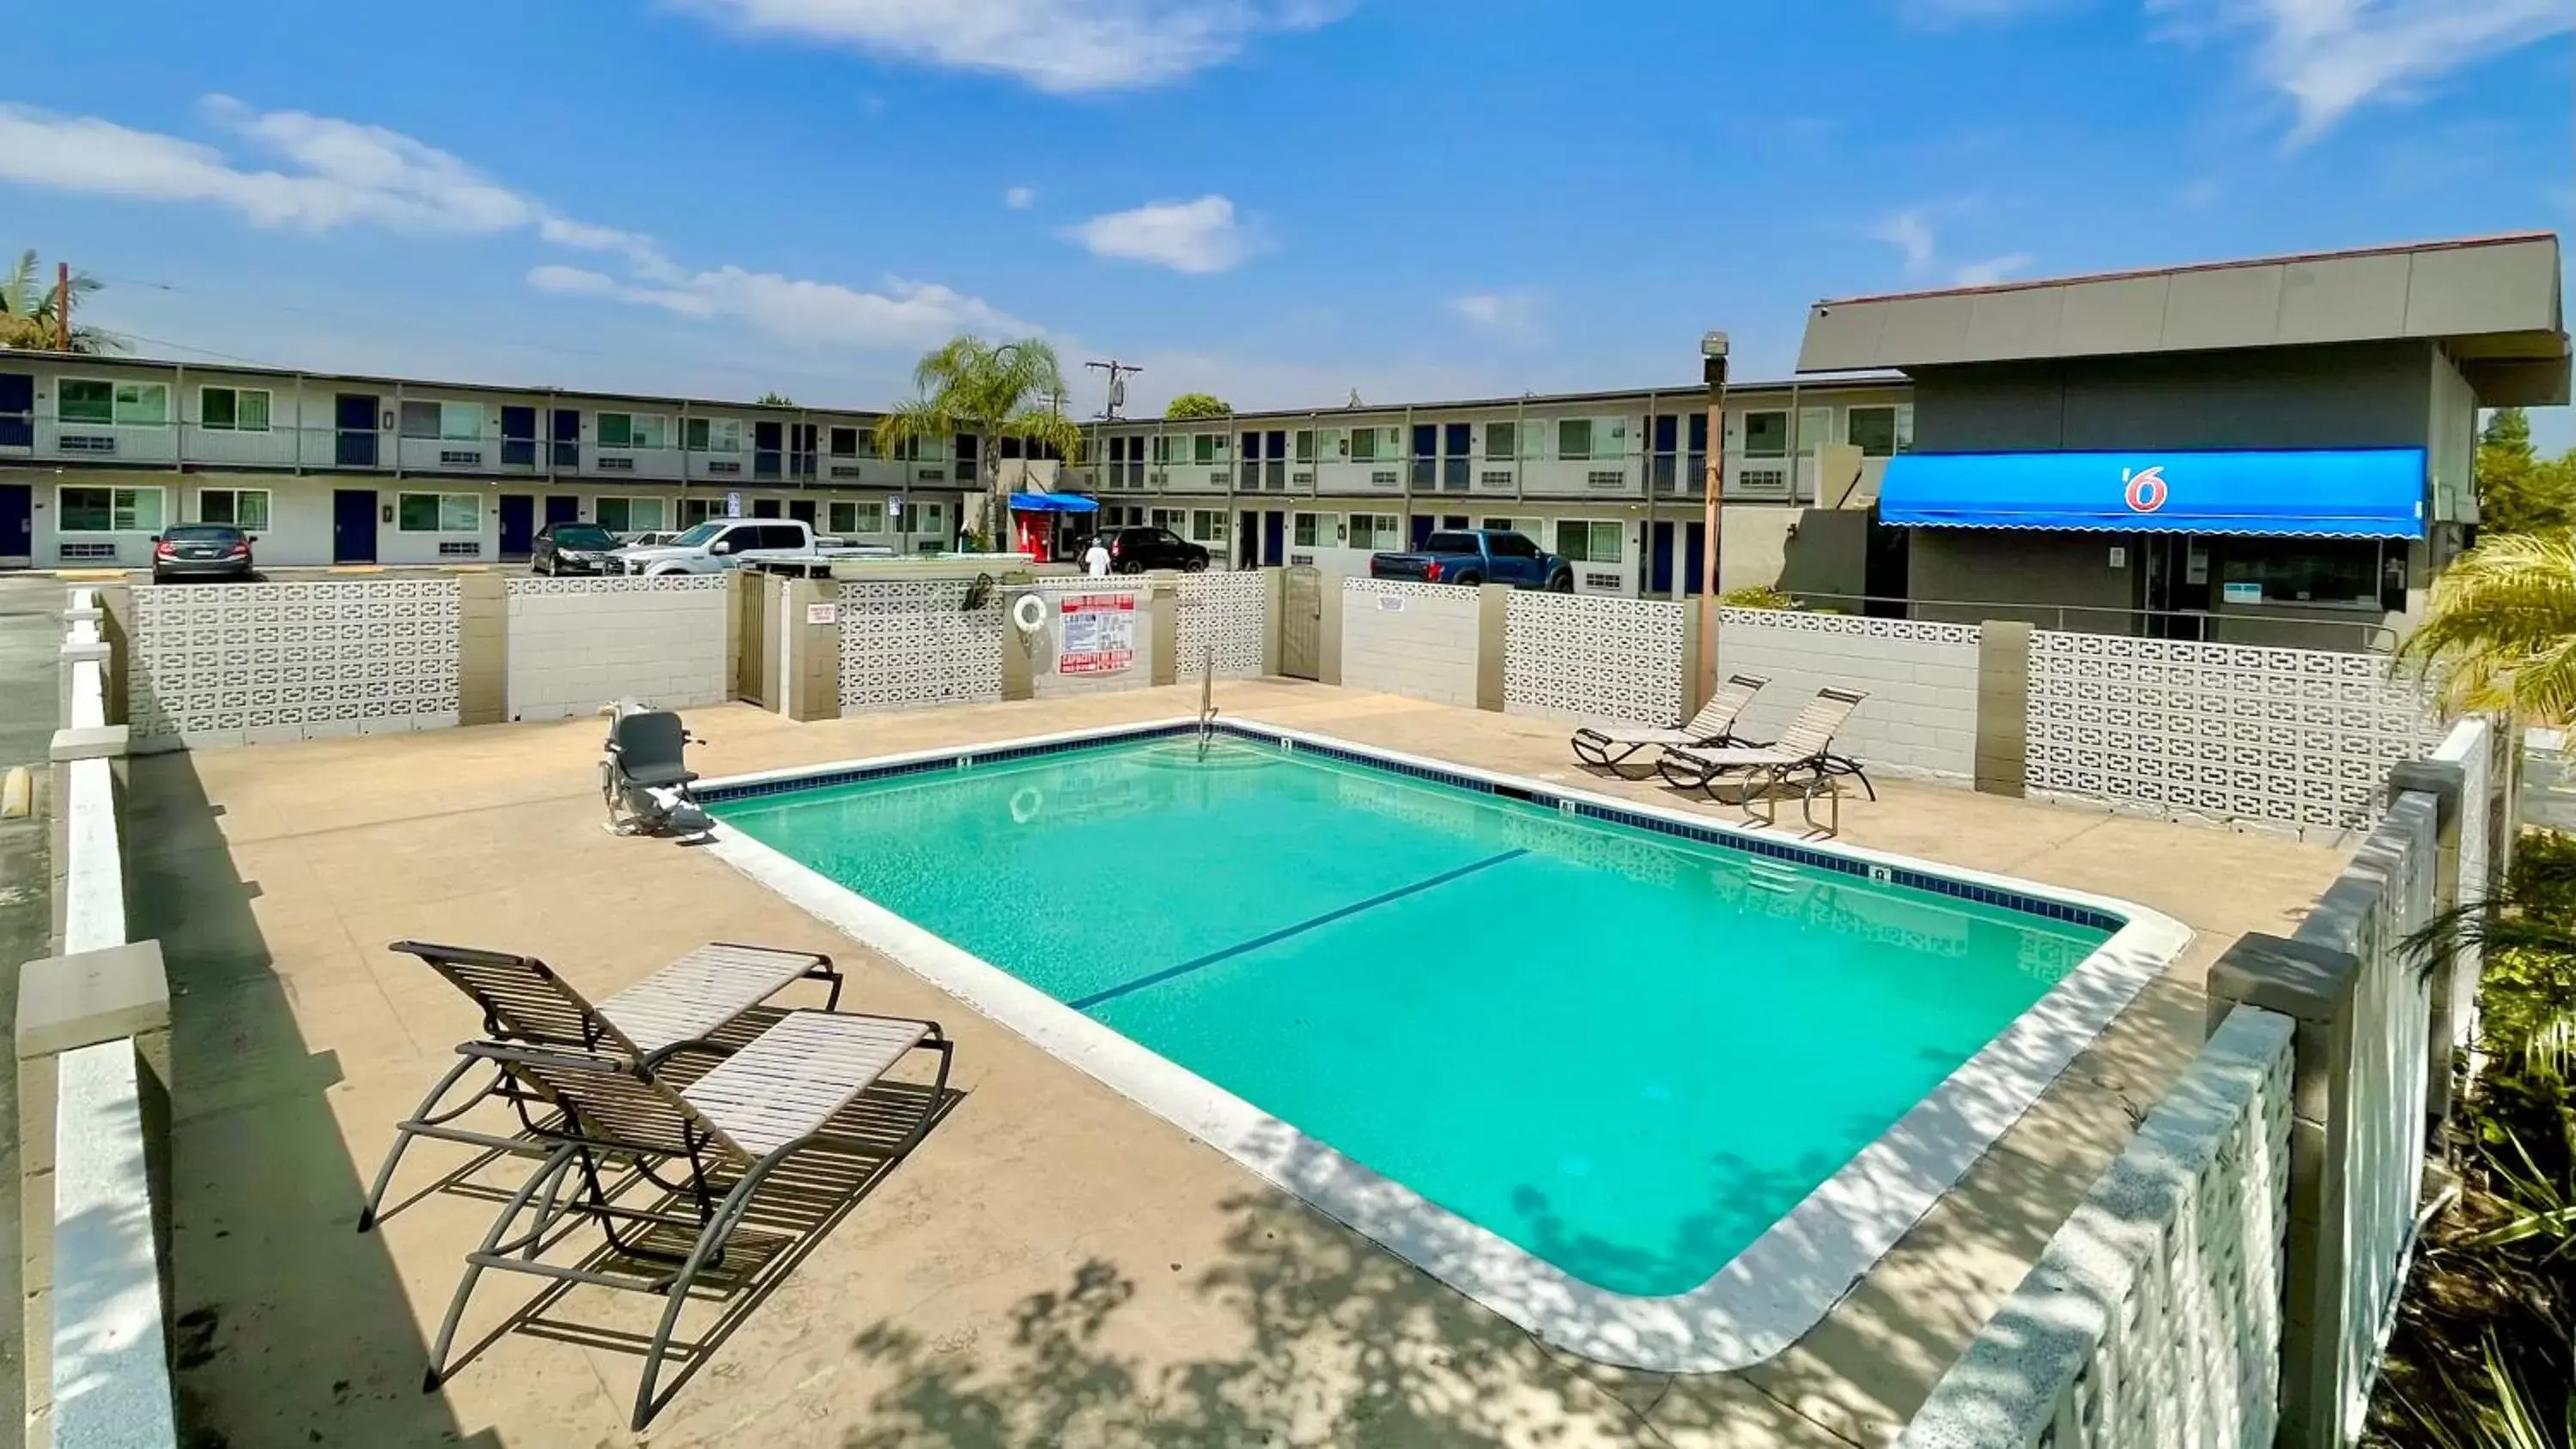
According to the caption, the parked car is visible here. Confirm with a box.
[532,521,628,575]
[149,524,256,584]
[620,530,682,549]
[1101,525,1210,573]
[612,518,889,576]
[1369,529,1573,591]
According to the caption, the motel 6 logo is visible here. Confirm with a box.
[2122,464,2169,514]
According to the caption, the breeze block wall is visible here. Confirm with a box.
[1339,578,1482,708]
[1176,569,1269,681]
[504,574,730,722]
[125,578,463,749]
[1715,609,1983,785]
[837,579,1005,714]
[1502,592,1686,727]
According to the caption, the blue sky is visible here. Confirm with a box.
[3,0,2570,442]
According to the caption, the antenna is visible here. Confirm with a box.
[1084,359,1142,420]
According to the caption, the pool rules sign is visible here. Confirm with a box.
[1057,593,1136,676]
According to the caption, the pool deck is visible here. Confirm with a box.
[131,680,2350,1448]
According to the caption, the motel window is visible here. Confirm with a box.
[397,492,482,532]
[1150,508,1185,533]
[1347,513,1400,551]
[827,427,860,458]
[1741,410,1789,458]
[2218,540,2394,608]
[57,486,164,533]
[1484,422,1516,460]
[1150,435,1172,464]
[58,379,169,427]
[685,417,743,452]
[594,497,665,535]
[1293,430,1315,464]
[198,386,272,433]
[195,488,270,530]
[828,500,886,535]
[1292,512,1326,548]
[1845,405,1914,458]
[679,497,723,526]
[400,401,486,441]
[1556,519,1622,564]
[596,412,670,449]
[1557,420,1594,461]
[1194,433,1228,465]
[1481,517,1520,534]
[1347,427,1379,463]
[909,500,945,536]
[1190,509,1229,543]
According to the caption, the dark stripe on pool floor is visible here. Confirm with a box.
[1067,847,1531,1011]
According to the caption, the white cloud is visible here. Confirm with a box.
[1066,195,1254,274]
[526,264,1035,346]
[2151,0,2573,142]
[1449,288,1544,334]
[1871,210,1939,276]
[677,0,1348,93]
[1953,252,2036,286]
[1003,185,1036,209]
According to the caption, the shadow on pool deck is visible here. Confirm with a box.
[118,681,2350,1447]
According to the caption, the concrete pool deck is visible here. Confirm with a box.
[129,680,2351,1447]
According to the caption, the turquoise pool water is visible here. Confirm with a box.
[710,736,2113,1297]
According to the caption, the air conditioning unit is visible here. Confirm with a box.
[58,434,115,455]
[596,455,635,471]
[440,450,483,467]
[705,459,741,476]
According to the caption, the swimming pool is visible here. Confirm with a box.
[700,719,2187,1371]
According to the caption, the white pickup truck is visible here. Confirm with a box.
[613,518,893,577]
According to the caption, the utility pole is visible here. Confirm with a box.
[1698,331,1729,702]
[57,262,70,351]
[1084,359,1141,420]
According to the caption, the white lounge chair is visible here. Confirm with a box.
[1570,674,1770,777]
[1659,687,1873,834]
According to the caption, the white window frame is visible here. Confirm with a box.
[1292,512,1329,548]
[58,377,172,427]
[1739,409,1789,458]
[596,411,671,450]
[55,484,166,533]
[1347,512,1401,551]
[1556,518,1623,564]
[686,417,744,453]
[908,500,945,536]
[397,491,483,533]
[197,385,273,433]
[1189,509,1230,543]
[194,487,271,530]
[1556,419,1594,461]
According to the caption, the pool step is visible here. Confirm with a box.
[1739,858,1803,894]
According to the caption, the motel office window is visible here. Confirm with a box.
[1844,405,1914,458]
[400,401,487,441]
[1556,519,1623,564]
[686,418,744,453]
[596,412,670,449]
[397,493,482,532]
[2218,540,2406,610]
[57,486,165,533]
[593,497,665,535]
[195,488,270,530]
[58,379,170,427]
[198,386,272,433]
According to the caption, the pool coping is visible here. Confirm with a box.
[694,716,2193,1375]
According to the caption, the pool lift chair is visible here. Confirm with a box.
[601,699,713,838]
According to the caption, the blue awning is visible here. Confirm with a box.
[1008,491,1100,513]
[1878,448,2427,539]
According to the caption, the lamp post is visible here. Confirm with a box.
[1698,330,1729,700]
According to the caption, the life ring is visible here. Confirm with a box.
[1010,786,1044,824]
[1010,593,1048,634]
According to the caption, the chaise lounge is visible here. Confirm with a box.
[1570,673,1770,778]
[1658,686,1874,834]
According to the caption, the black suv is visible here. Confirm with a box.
[532,521,625,574]
[1102,525,1209,573]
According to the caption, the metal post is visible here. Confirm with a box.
[1698,337,1729,698]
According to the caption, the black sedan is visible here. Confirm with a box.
[1103,525,1210,573]
[150,524,256,584]
[532,521,626,575]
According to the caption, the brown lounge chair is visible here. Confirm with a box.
[1569,673,1770,777]
[1658,687,1874,834]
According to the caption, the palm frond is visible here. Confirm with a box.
[2401,530,2576,723]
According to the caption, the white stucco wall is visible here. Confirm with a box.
[504,575,731,722]
[1714,609,1983,785]
[1340,578,1482,707]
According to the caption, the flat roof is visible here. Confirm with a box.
[1796,232,2569,403]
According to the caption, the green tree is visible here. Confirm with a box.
[0,251,125,353]
[2476,407,2576,535]
[1164,391,1232,421]
[873,336,1084,548]
[755,391,795,406]
[2402,529,2576,722]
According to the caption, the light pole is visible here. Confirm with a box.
[1698,330,1729,700]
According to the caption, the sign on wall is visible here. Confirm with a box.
[725,491,744,518]
[805,601,840,626]
[1057,593,1136,676]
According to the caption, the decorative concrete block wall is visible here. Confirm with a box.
[1340,579,1482,708]
[2026,631,2443,838]
[1029,580,1157,700]
[838,579,1004,714]
[1176,570,1268,681]
[127,579,463,749]
[1716,609,1982,784]
[504,575,729,722]
[1503,593,1685,727]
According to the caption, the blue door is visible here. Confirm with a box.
[1649,521,1675,595]
[1410,514,1434,549]
[0,373,33,448]
[501,406,538,468]
[0,483,31,563]
[332,489,378,563]
[498,495,536,559]
[753,421,783,480]
[551,409,581,468]
[1262,511,1285,566]
[544,494,580,526]
[334,394,378,468]
[1684,521,1707,596]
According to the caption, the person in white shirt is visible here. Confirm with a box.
[1083,535,1113,578]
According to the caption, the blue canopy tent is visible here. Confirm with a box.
[1008,492,1100,513]
[1876,448,2427,539]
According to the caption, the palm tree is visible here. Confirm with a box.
[0,251,125,353]
[2401,530,2576,723]
[873,336,1084,549]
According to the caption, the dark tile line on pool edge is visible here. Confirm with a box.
[699,721,2124,936]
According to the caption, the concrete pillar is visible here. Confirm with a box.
[1974,621,2032,797]
[1259,567,1285,676]
[2390,758,2467,1127]
[1318,573,1346,686]
[1474,583,1510,712]
[724,568,752,703]
[779,578,843,722]
[1148,573,1179,688]
[455,572,507,727]
[90,585,132,727]
[1683,601,1713,715]
[999,586,1036,702]
[2207,931,2356,1449]
[16,941,172,1430]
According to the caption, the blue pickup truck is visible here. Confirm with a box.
[1367,529,1576,591]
